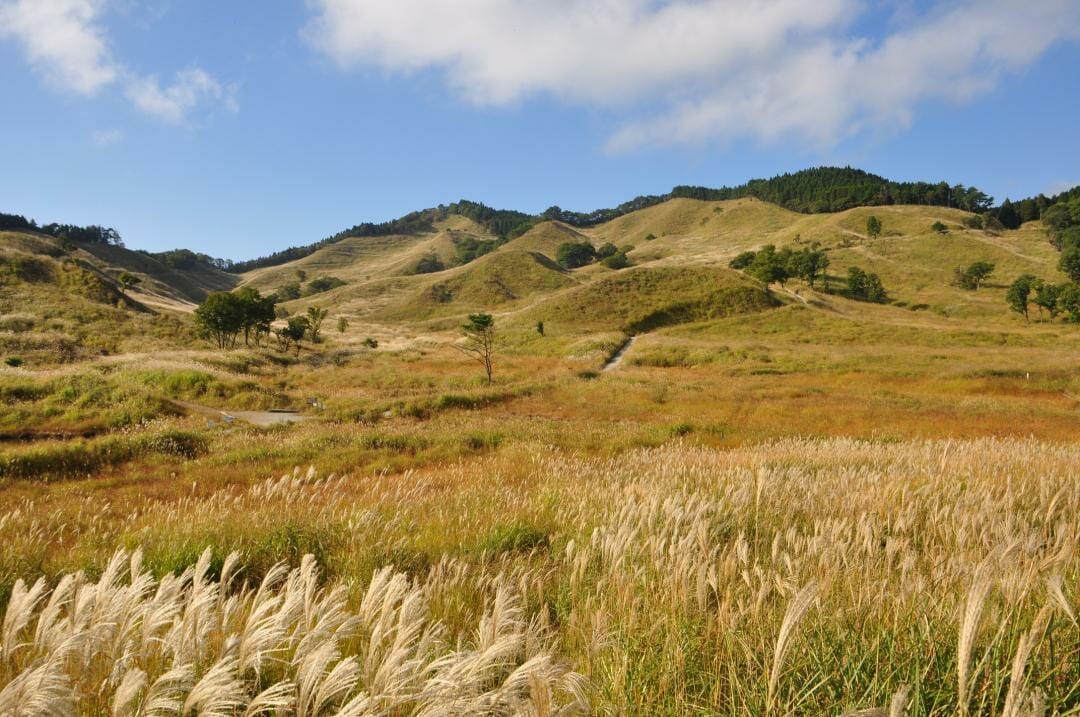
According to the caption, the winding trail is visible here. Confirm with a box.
[172,400,312,426]
[603,336,638,372]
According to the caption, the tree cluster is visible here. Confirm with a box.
[1007,275,1080,323]
[844,267,887,303]
[729,245,830,288]
[1004,191,1080,323]
[193,288,276,350]
[556,242,597,269]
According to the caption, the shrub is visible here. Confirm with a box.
[729,251,756,270]
[602,251,631,270]
[953,261,995,290]
[276,282,301,301]
[845,267,887,302]
[596,243,619,259]
[931,221,948,234]
[303,276,346,295]
[4,357,22,367]
[556,242,597,269]
[413,254,445,274]
[866,215,882,237]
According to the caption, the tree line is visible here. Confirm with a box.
[1,211,123,246]
[1006,194,1080,322]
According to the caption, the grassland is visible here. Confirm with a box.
[0,198,1078,714]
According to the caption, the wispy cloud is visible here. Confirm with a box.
[126,68,238,125]
[304,0,1080,151]
[91,128,122,146]
[0,0,236,124]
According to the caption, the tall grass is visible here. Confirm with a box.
[0,437,1077,714]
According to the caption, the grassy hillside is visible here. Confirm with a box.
[0,231,196,366]
[497,220,592,260]
[521,265,776,333]
[383,250,578,321]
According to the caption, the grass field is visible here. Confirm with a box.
[1,198,1078,714]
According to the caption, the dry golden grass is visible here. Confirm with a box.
[1,438,1077,714]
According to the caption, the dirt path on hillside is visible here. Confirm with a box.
[603,336,637,371]
[172,400,313,426]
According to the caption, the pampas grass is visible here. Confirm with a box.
[1,436,1078,713]
[0,548,586,716]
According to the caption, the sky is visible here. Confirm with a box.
[1,0,1079,261]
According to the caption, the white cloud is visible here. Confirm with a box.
[304,0,1080,150]
[0,0,236,124]
[0,0,117,94]
[91,128,121,146]
[125,68,237,124]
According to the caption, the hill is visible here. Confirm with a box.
[520,265,776,333]
[383,250,578,321]
[0,230,195,364]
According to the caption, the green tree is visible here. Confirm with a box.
[748,245,788,287]
[456,313,496,384]
[728,251,756,270]
[282,316,309,355]
[1033,281,1062,321]
[306,305,329,342]
[846,267,887,302]
[866,216,882,238]
[536,321,545,337]
[1059,248,1080,283]
[336,316,349,333]
[117,271,140,296]
[556,242,597,269]
[194,292,245,349]
[790,248,829,287]
[1058,283,1080,323]
[1006,274,1037,321]
[954,261,995,290]
[234,287,276,346]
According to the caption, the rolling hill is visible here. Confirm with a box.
[3,167,1077,369]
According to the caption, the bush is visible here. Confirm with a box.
[4,357,22,367]
[602,251,631,270]
[729,251,756,270]
[845,267,887,302]
[962,215,984,230]
[931,221,948,234]
[362,337,379,349]
[866,215,882,237]
[276,283,301,301]
[596,243,619,259]
[303,276,346,295]
[556,242,597,269]
[412,254,445,274]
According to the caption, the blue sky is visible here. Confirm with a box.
[1,0,1079,261]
